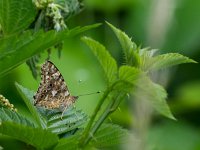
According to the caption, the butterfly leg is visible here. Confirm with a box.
[61,105,68,120]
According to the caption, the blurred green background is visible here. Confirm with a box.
[1,0,200,149]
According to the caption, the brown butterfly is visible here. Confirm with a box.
[33,61,78,119]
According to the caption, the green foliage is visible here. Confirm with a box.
[0,122,59,149]
[0,0,36,36]
[0,0,101,77]
[107,21,196,119]
[54,123,131,150]
[149,53,197,71]
[0,23,101,77]
[106,22,140,67]
[0,83,89,149]
[78,22,195,148]
[0,108,34,127]
[90,123,131,149]
[15,82,44,127]
[41,107,87,135]
[82,36,118,84]
[136,78,175,120]
[0,82,130,149]
[54,134,79,150]
[0,3,196,147]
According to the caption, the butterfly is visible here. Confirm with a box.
[33,60,78,119]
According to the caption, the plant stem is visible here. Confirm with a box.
[78,88,110,147]
[90,92,126,135]
[80,92,126,147]
[79,81,126,148]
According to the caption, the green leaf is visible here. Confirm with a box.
[54,124,131,150]
[26,56,40,79]
[15,82,44,128]
[0,122,59,149]
[37,107,88,135]
[119,66,141,85]
[106,21,140,67]
[90,123,131,149]
[116,65,142,94]
[0,23,101,77]
[119,66,175,119]
[138,48,159,71]
[149,53,197,71]
[54,134,79,150]
[81,36,118,84]
[0,108,35,127]
[136,77,175,120]
[0,0,36,36]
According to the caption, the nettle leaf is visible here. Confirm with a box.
[106,21,140,67]
[26,55,40,79]
[82,36,118,84]
[0,24,101,77]
[0,122,59,149]
[149,53,197,71]
[0,0,36,35]
[90,123,131,149]
[118,66,175,119]
[37,107,88,135]
[139,48,159,71]
[136,76,175,120]
[115,65,142,94]
[119,66,141,86]
[15,82,44,128]
[0,108,35,127]
[54,134,79,150]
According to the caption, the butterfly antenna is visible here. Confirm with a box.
[77,91,101,97]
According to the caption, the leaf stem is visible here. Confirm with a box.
[79,80,127,148]
[82,92,126,147]
[78,88,110,147]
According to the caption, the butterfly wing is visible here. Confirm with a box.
[34,61,71,109]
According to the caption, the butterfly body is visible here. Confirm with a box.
[34,61,78,112]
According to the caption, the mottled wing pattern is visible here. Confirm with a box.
[34,61,78,111]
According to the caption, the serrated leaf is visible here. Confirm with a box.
[149,53,197,71]
[136,77,175,120]
[82,36,118,84]
[0,23,101,77]
[119,66,141,85]
[54,134,79,150]
[26,55,40,79]
[118,66,175,119]
[15,82,44,128]
[42,107,88,135]
[0,0,36,35]
[106,21,140,67]
[139,48,159,71]
[90,123,131,149]
[0,122,59,149]
[115,65,142,94]
[0,108,35,127]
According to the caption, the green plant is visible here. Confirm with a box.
[0,20,196,149]
[0,0,100,78]
[0,1,196,149]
